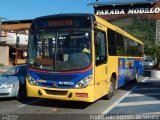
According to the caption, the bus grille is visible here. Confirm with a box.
[44,90,68,96]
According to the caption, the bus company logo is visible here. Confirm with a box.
[58,81,74,86]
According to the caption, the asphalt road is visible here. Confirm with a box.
[0,70,160,120]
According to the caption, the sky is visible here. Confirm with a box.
[0,0,95,21]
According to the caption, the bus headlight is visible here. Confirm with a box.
[75,75,92,89]
[27,74,38,86]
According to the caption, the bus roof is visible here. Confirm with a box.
[33,13,95,21]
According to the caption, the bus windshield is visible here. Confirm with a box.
[28,30,92,71]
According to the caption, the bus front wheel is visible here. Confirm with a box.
[105,77,116,100]
[133,69,139,83]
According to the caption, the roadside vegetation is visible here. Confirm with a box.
[0,63,4,67]
[112,17,156,45]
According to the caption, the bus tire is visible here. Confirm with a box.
[133,69,138,83]
[105,77,116,100]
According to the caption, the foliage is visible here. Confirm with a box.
[112,17,156,46]
[0,63,4,67]
[128,17,156,45]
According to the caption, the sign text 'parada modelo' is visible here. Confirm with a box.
[96,7,160,15]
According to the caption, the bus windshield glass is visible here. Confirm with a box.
[28,30,92,71]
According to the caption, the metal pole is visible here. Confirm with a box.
[0,17,2,37]
[156,20,160,45]
[0,17,2,41]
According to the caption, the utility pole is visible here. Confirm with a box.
[0,17,2,42]
[156,20,160,45]
[0,17,2,36]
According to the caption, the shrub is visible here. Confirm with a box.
[0,63,4,67]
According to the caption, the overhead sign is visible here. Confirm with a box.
[96,7,160,15]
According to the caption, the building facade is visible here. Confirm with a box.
[0,20,32,66]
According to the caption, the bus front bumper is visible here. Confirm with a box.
[26,81,94,102]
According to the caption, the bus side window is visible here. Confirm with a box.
[116,33,124,56]
[95,30,107,66]
[108,29,116,56]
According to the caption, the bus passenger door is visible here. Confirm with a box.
[94,29,108,100]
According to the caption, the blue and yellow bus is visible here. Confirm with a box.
[26,14,144,102]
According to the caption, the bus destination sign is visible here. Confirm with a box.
[33,16,92,30]
[48,19,73,27]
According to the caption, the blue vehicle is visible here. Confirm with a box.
[0,64,27,100]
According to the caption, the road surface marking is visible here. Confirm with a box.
[116,101,160,107]
[101,77,148,114]
[141,77,148,82]
[18,99,42,108]
[127,93,160,97]
[144,80,160,82]
[101,86,137,114]
[143,112,160,115]
[134,88,160,91]
[52,108,58,111]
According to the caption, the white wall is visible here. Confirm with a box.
[6,32,28,45]
[0,46,9,66]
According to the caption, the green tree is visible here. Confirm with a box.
[112,17,156,45]
[0,63,4,67]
